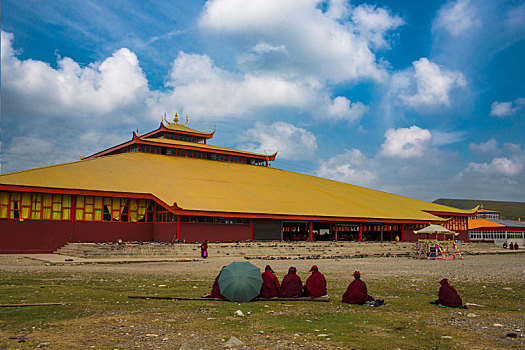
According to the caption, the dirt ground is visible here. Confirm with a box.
[1,250,524,349]
[2,252,524,282]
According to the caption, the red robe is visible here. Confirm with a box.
[437,279,462,307]
[304,271,327,298]
[209,271,225,299]
[342,279,374,304]
[200,242,208,258]
[280,272,303,298]
[259,270,280,298]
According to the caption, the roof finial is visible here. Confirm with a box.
[183,115,189,125]
[174,113,179,124]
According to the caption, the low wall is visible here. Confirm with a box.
[180,223,251,242]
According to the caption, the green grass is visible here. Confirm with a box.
[1,271,523,349]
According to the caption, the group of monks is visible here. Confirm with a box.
[206,264,465,308]
[260,265,328,298]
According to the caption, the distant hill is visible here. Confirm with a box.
[433,199,525,221]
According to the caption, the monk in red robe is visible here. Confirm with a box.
[433,278,463,307]
[342,271,374,304]
[203,266,226,299]
[200,240,208,259]
[280,266,303,298]
[304,265,327,298]
[259,265,280,298]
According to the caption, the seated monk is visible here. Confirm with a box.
[259,265,280,298]
[203,266,226,299]
[304,265,327,298]
[432,278,463,308]
[280,266,303,298]
[342,271,374,304]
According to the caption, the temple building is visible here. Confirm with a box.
[468,205,524,246]
[0,115,476,253]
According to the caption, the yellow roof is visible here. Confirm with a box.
[468,219,505,229]
[0,152,474,221]
[477,208,500,213]
[142,137,274,158]
[163,122,214,136]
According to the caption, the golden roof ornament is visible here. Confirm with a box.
[174,113,179,124]
[183,115,189,125]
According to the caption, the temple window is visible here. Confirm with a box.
[180,215,249,225]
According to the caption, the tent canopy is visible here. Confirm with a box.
[414,224,458,236]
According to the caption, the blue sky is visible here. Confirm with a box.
[1,0,524,202]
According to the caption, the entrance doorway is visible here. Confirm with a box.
[312,222,335,241]
[282,221,309,241]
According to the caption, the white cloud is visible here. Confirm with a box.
[325,0,351,21]
[239,121,318,160]
[322,96,368,122]
[152,51,369,122]
[380,126,432,159]
[1,31,149,119]
[431,131,465,146]
[199,0,392,83]
[351,4,405,49]
[152,52,319,119]
[1,136,55,172]
[434,0,480,36]
[504,143,522,153]
[505,2,525,31]
[316,149,377,186]
[460,143,525,177]
[398,58,466,109]
[463,157,524,177]
[469,138,498,153]
[490,98,525,117]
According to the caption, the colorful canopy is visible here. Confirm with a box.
[414,224,458,236]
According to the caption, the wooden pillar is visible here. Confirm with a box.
[380,225,383,241]
[176,215,181,241]
[70,195,77,223]
[359,223,363,242]
[250,219,254,241]
[309,221,313,242]
[334,223,338,241]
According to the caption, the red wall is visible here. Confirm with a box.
[180,223,251,242]
[72,222,154,242]
[0,219,155,253]
[154,223,177,242]
[0,220,74,253]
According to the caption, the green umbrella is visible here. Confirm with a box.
[218,261,263,302]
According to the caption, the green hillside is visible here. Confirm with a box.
[433,198,525,221]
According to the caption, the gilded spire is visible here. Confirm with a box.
[183,115,189,125]
[174,113,179,124]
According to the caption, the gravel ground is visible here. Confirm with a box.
[1,247,524,350]
[1,250,524,281]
